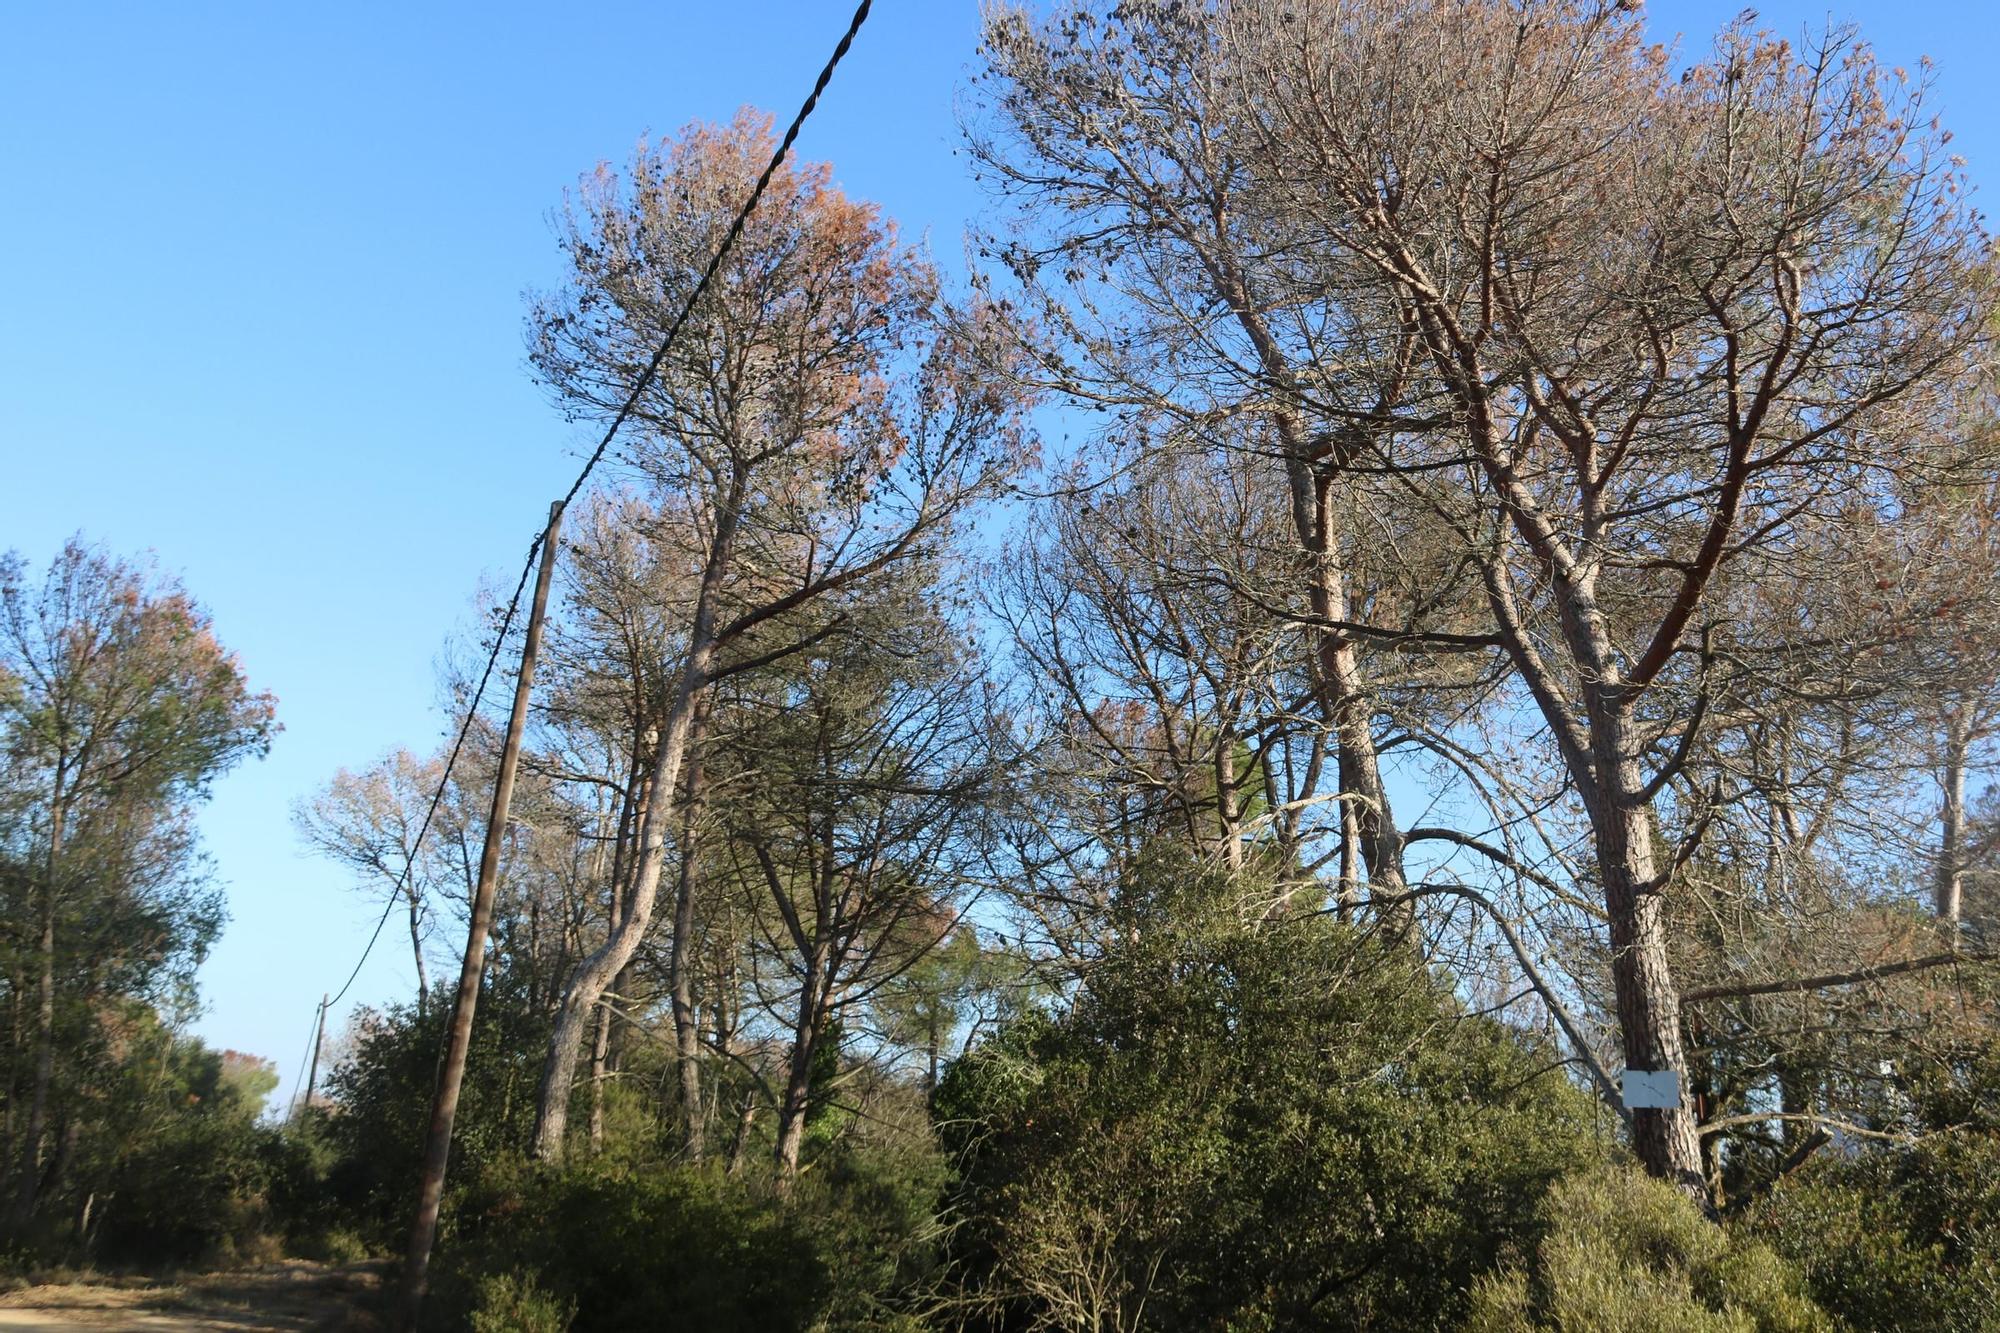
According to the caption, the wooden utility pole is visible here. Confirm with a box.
[399,501,564,1330]
[298,995,328,1120]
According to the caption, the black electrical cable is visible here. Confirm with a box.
[313,0,873,1017]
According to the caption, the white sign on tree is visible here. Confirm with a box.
[1620,1069,1682,1110]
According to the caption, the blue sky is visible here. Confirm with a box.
[3,0,1996,1101]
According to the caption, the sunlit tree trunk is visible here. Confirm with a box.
[773,956,828,1184]
[1936,709,1972,932]
[532,479,742,1162]
[668,698,713,1161]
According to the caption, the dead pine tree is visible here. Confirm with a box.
[523,113,1035,1161]
[1218,0,1992,1199]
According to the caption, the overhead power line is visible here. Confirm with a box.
[301,0,874,1033]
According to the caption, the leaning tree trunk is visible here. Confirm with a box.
[585,1025,607,1151]
[773,967,827,1185]
[532,681,701,1160]
[601,747,651,1073]
[531,489,741,1163]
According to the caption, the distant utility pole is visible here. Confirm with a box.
[400,501,564,1331]
[302,994,327,1115]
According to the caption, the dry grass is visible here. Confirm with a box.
[0,1260,385,1331]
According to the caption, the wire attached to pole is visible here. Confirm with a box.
[309,0,874,1022]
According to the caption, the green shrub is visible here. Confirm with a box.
[94,1110,277,1265]
[321,985,553,1247]
[432,1144,947,1332]
[1748,1132,2000,1332]
[1463,1168,1832,1333]
[792,1136,951,1326]
[433,1159,832,1333]
[469,1272,574,1333]
[935,851,1606,1331]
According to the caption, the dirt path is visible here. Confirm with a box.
[0,1262,384,1331]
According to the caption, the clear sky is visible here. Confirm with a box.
[3,0,1996,1104]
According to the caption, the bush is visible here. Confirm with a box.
[432,1141,949,1332]
[320,984,552,1246]
[934,852,1607,1331]
[469,1272,574,1333]
[1748,1131,2000,1332]
[433,1159,832,1333]
[1464,1168,1832,1333]
[93,1107,278,1265]
[792,1136,951,1326]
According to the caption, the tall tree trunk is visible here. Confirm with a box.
[1301,468,1410,932]
[2,983,20,1183]
[669,698,714,1161]
[601,741,649,1078]
[1936,709,1971,932]
[1591,712,1707,1205]
[405,886,428,1011]
[39,1117,77,1216]
[1336,795,1361,919]
[773,984,823,1184]
[1213,729,1243,870]
[11,791,63,1229]
[1688,1013,1726,1208]
[1215,258,1409,925]
[586,995,613,1153]
[1471,422,1709,1204]
[585,761,638,1157]
[1324,635,1409,931]
[531,481,743,1162]
[725,1088,757,1176]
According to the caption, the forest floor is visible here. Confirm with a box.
[0,1261,385,1331]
